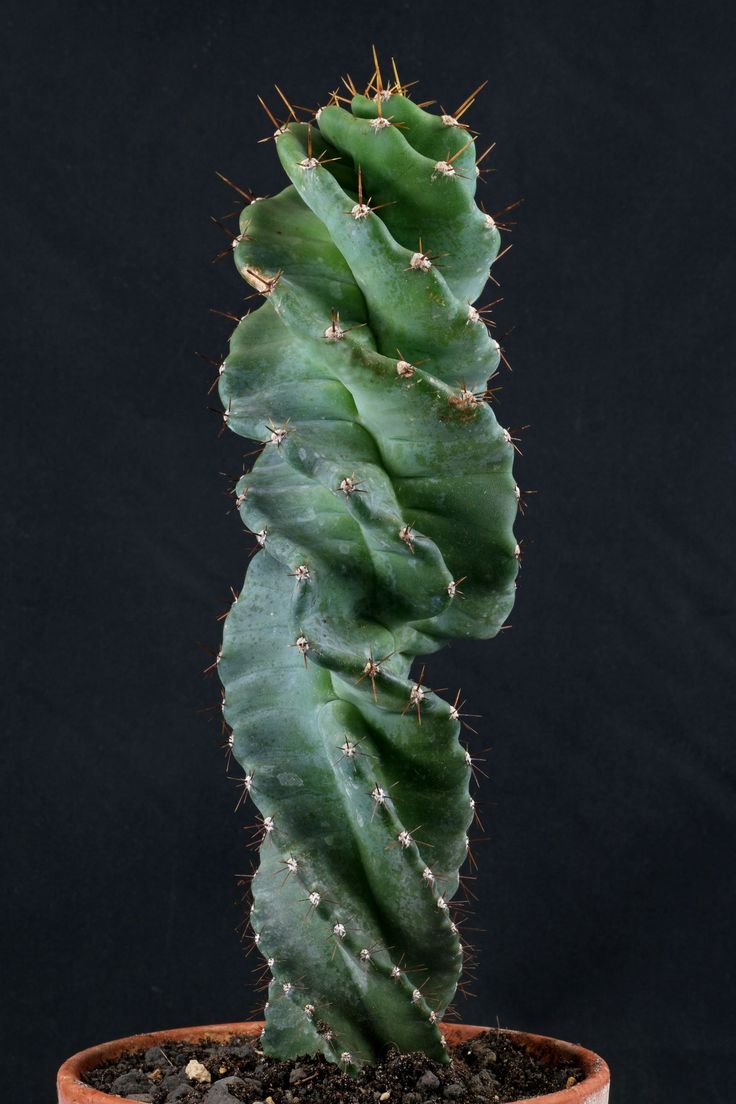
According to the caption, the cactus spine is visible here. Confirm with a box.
[215,62,519,1071]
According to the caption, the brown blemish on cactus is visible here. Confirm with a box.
[241,266,281,296]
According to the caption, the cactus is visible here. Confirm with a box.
[214,60,519,1072]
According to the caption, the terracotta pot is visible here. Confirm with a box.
[57,1021,610,1104]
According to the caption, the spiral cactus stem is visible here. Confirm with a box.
[216,58,520,1069]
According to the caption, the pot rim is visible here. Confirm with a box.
[57,1021,610,1104]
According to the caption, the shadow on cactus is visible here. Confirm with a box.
[213,56,520,1074]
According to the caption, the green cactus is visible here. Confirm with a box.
[215,61,519,1072]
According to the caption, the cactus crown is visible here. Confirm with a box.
[214,53,519,1072]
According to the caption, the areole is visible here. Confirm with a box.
[57,1022,610,1104]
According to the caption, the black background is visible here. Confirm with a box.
[2,2,734,1101]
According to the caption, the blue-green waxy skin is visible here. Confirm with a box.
[216,90,518,1071]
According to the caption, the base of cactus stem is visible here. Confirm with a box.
[57,1021,610,1104]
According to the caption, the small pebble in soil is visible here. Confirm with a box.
[289,1067,310,1085]
[161,1072,187,1089]
[164,1087,192,1103]
[145,1048,170,1068]
[111,1072,151,1096]
[416,1071,441,1094]
[84,1030,583,1104]
[229,1045,255,1060]
[204,1076,249,1102]
[185,1060,211,1085]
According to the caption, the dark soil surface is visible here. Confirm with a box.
[84,1030,583,1104]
